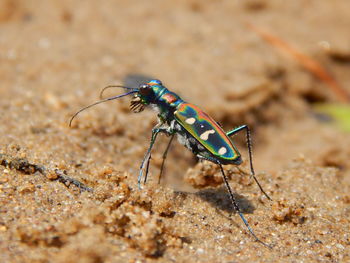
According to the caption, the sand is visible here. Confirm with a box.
[1,0,350,262]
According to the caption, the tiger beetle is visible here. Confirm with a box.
[70,79,272,247]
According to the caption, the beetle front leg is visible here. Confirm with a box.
[226,125,272,200]
[138,125,171,189]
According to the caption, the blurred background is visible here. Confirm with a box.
[1,0,350,262]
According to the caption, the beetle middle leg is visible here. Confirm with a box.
[158,134,175,184]
[226,125,272,200]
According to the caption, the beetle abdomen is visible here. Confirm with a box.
[174,103,241,163]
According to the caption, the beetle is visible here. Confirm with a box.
[70,79,272,247]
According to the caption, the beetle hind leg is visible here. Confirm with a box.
[218,164,271,248]
[226,125,272,201]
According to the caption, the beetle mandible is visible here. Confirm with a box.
[70,79,272,247]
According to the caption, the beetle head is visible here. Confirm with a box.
[130,79,164,113]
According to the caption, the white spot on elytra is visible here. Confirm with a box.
[219,147,227,155]
[200,129,215,140]
[185,117,196,124]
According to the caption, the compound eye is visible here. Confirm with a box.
[139,84,151,96]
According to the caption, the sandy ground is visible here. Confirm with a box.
[1,0,350,262]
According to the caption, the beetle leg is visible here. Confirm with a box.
[158,134,175,184]
[138,125,171,189]
[218,164,271,248]
[226,125,272,200]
